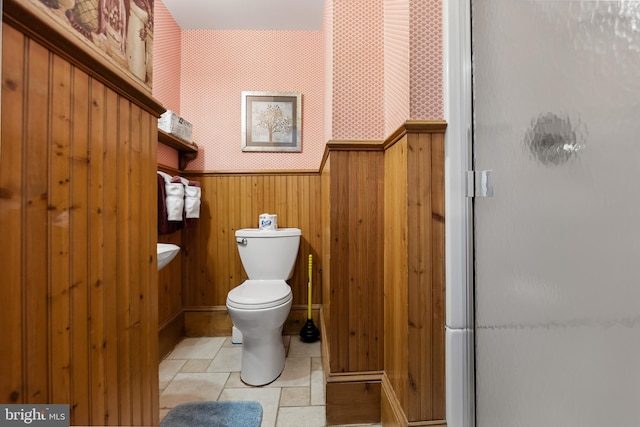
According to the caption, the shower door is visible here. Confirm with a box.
[472,1,640,426]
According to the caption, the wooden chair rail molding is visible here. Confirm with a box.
[321,120,447,426]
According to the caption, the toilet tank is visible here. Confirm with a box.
[235,228,301,280]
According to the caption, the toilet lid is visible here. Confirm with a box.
[227,280,292,310]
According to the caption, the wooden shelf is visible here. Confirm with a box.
[158,129,199,170]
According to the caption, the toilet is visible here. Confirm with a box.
[226,227,301,386]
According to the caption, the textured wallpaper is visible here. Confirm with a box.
[384,0,411,136]
[153,0,444,171]
[331,0,386,140]
[180,30,324,171]
[153,0,182,169]
[410,0,444,120]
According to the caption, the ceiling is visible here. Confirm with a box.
[160,0,325,30]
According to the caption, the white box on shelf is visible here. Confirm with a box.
[158,110,193,142]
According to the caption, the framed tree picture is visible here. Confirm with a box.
[241,91,302,152]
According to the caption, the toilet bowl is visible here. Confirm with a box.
[227,280,293,385]
[226,227,301,386]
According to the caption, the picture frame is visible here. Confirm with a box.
[241,91,302,152]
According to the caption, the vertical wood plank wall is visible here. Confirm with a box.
[0,22,162,426]
[178,173,323,335]
[321,122,447,426]
[327,149,385,374]
[383,124,447,425]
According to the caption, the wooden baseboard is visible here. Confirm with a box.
[159,311,185,360]
[183,305,321,337]
[325,373,383,425]
[381,372,408,427]
[320,308,383,425]
[381,373,447,427]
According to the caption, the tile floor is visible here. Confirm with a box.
[159,335,381,427]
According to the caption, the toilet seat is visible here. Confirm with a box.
[226,280,292,310]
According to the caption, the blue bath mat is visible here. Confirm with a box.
[160,401,263,427]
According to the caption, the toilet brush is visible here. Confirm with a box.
[300,254,320,343]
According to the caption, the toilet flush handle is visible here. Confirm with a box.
[236,237,247,245]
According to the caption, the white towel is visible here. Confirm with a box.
[165,181,185,221]
[184,184,201,219]
[157,171,172,183]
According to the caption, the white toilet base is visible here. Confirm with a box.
[231,326,243,344]
[226,295,292,387]
[239,327,286,386]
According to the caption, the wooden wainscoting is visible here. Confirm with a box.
[178,173,323,336]
[319,141,386,425]
[383,122,447,425]
[321,122,447,426]
[0,16,163,427]
[323,145,386,374]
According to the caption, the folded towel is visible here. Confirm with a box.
[157,170,173,183]
[165,181,185,221]
[157,174,181,235]
[184,184,201,219]
[157,171,200,227]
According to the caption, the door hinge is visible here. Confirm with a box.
[466,170,494,198]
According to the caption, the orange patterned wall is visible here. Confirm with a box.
[384,0,411,136]
[327,0,443,141]
[410,0,444,120]
[153,0,182,169]
[180,30,324,171]
[152,0,444,170]
[331,0,386,140]
[323,0,334,143]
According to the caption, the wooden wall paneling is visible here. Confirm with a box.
[407,131,446,422]
[382,123,447,425]
[70,65,91,424]
[430,132,446,420]
[0,23,24,405]
[347,152,363,371]
[228,176,242,289]
[182,177,210,307]
[217,176,232,302]
[369,152,385,371]
[407,133,433,420]
[326,380,381,425]
[129,104,143,427]
[181,173,324,337]
[384,136,409,411]
[141,109,159,426]
[326,149,385,375]
[307,174,323,305]
[330,152,350,373]
[88,79,107,423]
[24,35,51,404]
[50,52,73,406]
[102,87,120,426]
[2,13,162,425]
[116,96,133,425]
[321,157,332,329]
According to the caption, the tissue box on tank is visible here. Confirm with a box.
[158,110,193,142]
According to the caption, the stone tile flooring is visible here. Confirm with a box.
[159,335,382,427]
